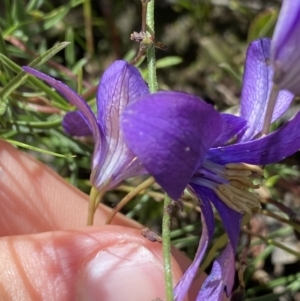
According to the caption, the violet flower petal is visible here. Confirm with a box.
[196,244,236,301]
[240,38,293,141]
[91,60,149,189]
[23,67,102,167]
[96,60,149,133]
[213,113,247,147]
[208,111,300,165]
[174,185,215,301]
[121,91,223,200]
[208,189,242,251]
[62,111,92,136]
[271,0,300,94]
[196,187,242,298]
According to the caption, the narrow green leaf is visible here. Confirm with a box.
[71,58,88,73]
[156,56,183,69]
[7,118,63,129]
[14,0,28,24]
[246,272,300,295]
[65,27,75,66]
[0,27,8,57]
[0,55,69,110]
[5,139,74,158]
[247,8,278,42]
[71,0,85,7]
[0,41,70,102]
[244,292,289,301]
[4,0,13,25]
[0,26,12,82]
[26,0,43,11]
[43,6,70,30]
[0,104,7,116]
[3,24,20,37]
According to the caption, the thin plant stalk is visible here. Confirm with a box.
[105,177,155,224]
[146,0,158,93]
[242,228,300,259]
[162,195,174,301]
[87,187,105,225]
[146,2,174,299]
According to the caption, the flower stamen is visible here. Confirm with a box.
[225,163,264,175]
[215,184,261,213]
[225,169,252,177]
[230,180,252,190]
[196,160,263,213]
[214,185,251,213]
[228,177,260,189]
[207,162,263,213]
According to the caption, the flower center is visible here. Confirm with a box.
[192,161,263,213]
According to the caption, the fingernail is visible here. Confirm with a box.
[77,242,166,301]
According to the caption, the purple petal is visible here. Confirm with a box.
[213,114,247,147]
[96,60,149,134]
[91,61,149,190]
[174,185,214,301]
[62,111,92,136]
[121,91,223,200]
[271,0,300,94]
[239,38,293,141]
[196,187,242,298]
[23,67,102,168]
[196,244,236,301]
[207,189,242,250]
[208,111,300,165]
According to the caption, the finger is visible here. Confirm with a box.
[0,140,141,236]
[0,225,184,301]
[0,140,206,299]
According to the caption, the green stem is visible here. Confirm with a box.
[162,195,174,301]
[146,0,158,93]
[87,187,106,225]
[87,186,99,225]
[146,1,172,298]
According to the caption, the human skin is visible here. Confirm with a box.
[0,140,205,301]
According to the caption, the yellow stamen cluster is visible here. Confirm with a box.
[214,163,263,213]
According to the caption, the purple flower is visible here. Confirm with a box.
[24,61,149,191]
[271,0,300,94]
[121,38,300,300]
[23,61,222,197]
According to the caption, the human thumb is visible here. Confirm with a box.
[0,225,184,301]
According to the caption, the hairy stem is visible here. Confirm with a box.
[146,2,173,299]
[146,0,158,93]
[162,195,174,301]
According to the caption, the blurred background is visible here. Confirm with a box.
[1,1,300,300]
